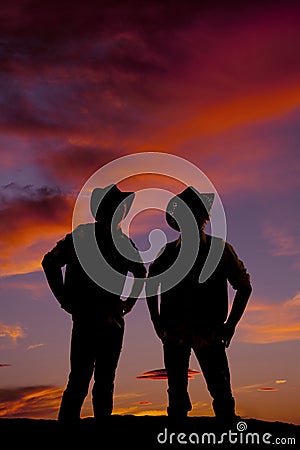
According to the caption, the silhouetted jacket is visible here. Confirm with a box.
[42,223,146,320]
[148,233,251,334]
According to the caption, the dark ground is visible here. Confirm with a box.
[0,415,299,449]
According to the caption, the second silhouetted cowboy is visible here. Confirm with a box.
[146,186,252,424]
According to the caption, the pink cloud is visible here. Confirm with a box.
[257,388,279,392]
[26,343,45,351]
[137,368,201,380]
[262,222,300,257]
[133,401,152,405]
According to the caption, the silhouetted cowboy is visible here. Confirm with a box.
[146,186,252,423]
[42,184,146,424]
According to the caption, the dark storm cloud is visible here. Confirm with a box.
[2,0,284,138]
[1,0,299,143]
[0,0,201,137]
[0,183,71,224]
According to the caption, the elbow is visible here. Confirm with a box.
[41,255,47,269]
[41,252,53,270]
[241,283,252,297]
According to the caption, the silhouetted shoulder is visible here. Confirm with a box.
[41,231,73,268]
[72,223,94,239]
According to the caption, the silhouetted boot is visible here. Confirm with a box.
[167,389,192,427]
[92,386,114,421]
[213,396,239,429]
[57,390,83,428]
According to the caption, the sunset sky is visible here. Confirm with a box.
[0,0,300,425]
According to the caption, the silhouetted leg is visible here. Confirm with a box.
[92,320,124,418]
[163,340,192,418]
[193,342,235,421]
[58,321,95,423]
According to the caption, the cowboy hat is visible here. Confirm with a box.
[90,184,135,221]
[166,186,214,231]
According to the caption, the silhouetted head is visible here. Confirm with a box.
[90,184,135,227]
[166,186,214,232]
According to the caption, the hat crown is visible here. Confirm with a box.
[166,186,214,231]
[90,184,135,220]
[177,186,214,211]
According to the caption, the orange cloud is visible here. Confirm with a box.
[238,293,300,344]
[0,386,63,419]
[133,409,166,416]
[159,85,300,148]
[112,391,166,416]
[234,383,268,394]
[0,323,25,343]
[275,379,287,384]
[0,184,73,275]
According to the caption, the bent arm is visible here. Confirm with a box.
[226,284,252,329]
[145,277,163,338]
[223,242,252,346]
[145,277,160,321]
[41,251,65,302]
[41,236,70,306]
[122,261,147,314]
[223,284,252,348]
